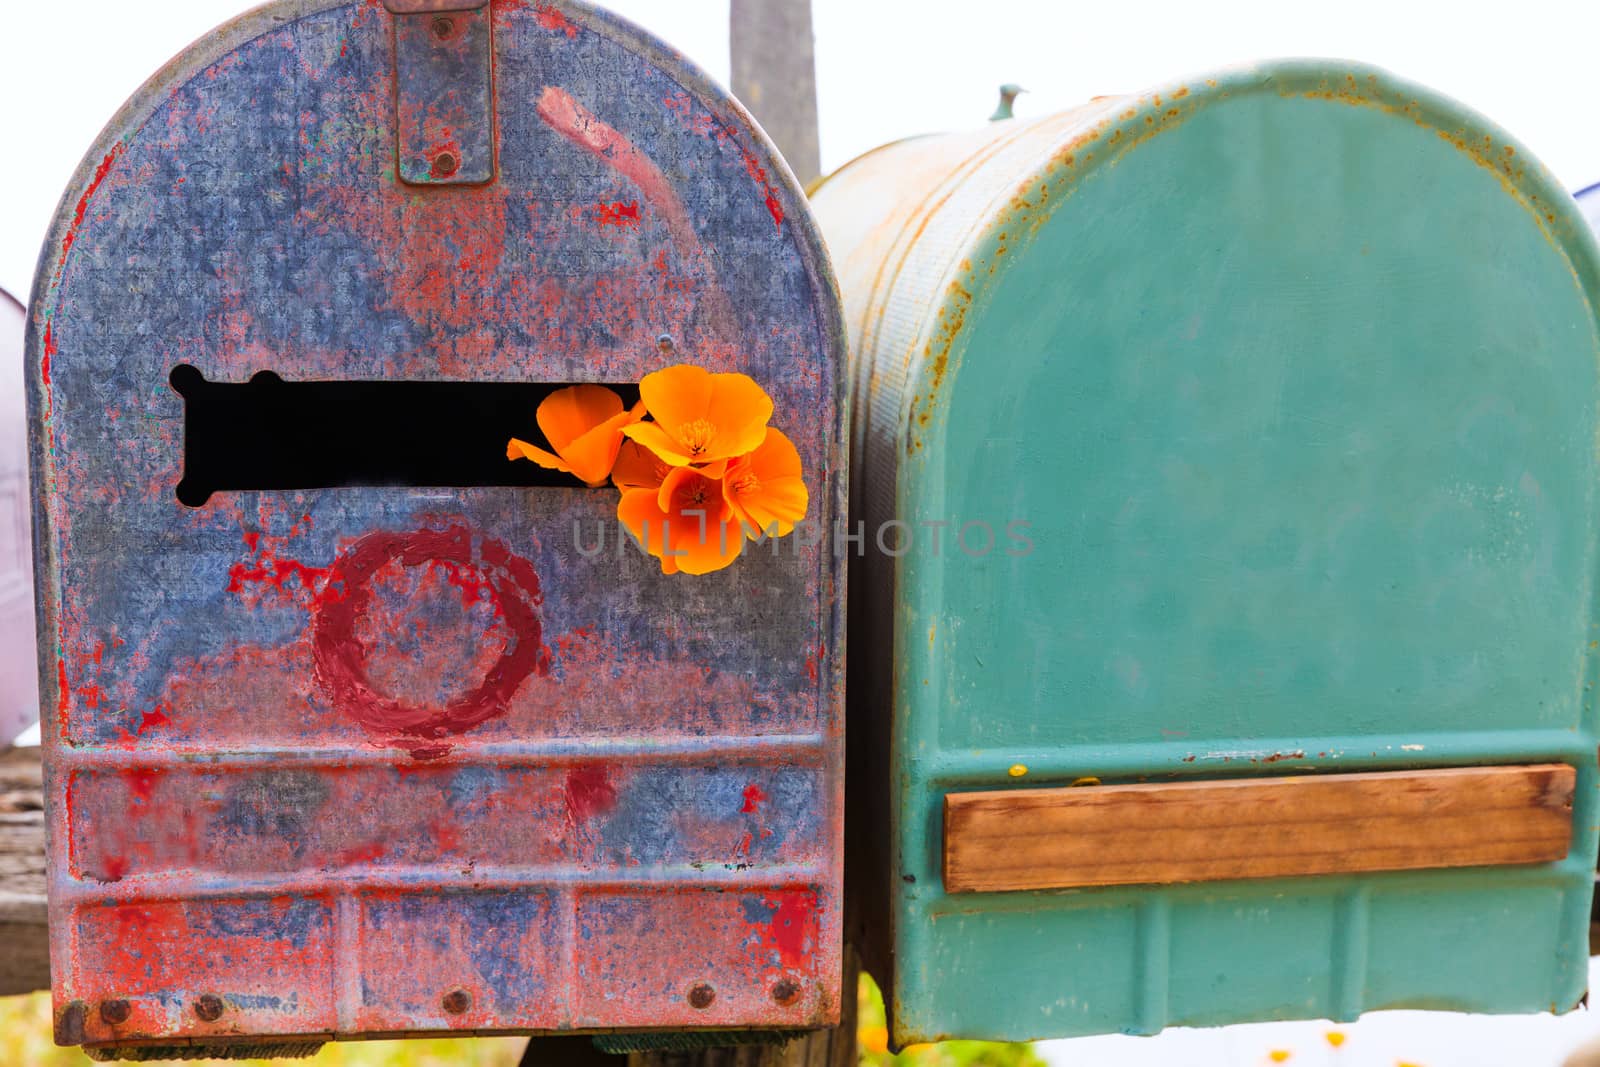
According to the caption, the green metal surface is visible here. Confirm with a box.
[812,61,1600,1043]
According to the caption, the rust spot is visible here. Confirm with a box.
[55,1002,87,1046]
[193,994,225,1022]
[432,151,460,179]
[442,988,472,1015]
[772,979,801,1006]
[99,999,131,1025]
[688,983,716,1009]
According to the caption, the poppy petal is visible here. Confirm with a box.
[508,438,573,474]
[670,517,744,575]
[735,476,809,538]
[612,440,668,492]
[639,365,714,434]
[704,373,774,459]
[747,428,803,479]
[562,405,647,486]
[536,384,626,451]
[617,487,672,559]
[624,422,699,468]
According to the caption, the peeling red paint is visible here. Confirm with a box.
[762,891,816,967]
[596,200,641,229]
[338,841,388,865]
[57,144,126,277]
[227,520,343,610]
[135,704,171,735]
[663,92,785,231]
[565,766,617,823]
[741,783,768,813]
[41,322,56,386]
[122,768,164,803]
[535,4,579,37]
[537,87,707,266]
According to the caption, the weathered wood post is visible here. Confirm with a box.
[730,0,821,187]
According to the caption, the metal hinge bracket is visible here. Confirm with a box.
[385,0,496,186]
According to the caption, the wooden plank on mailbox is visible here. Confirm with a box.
[944,765,1577,894]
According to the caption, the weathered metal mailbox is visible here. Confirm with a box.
[30,0,845,1057]
[812,61,1600,1043]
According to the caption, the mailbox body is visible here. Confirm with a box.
[812,61,1600,1043]
[30,0,845,1055]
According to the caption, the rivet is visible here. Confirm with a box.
[99,999,131,1025]
[1008,764,1028,778]
[771,979,801,1006]
[431,15,456,39]
[433,151,460,178]
[194,994,225,1022]
[442,988,472,1015]
[687,983,715,1010]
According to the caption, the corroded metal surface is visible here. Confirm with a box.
[29,0,846,1054]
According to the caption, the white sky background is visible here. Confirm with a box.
[7,0,1600,297]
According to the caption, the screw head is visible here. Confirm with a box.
[431,15,456,39]
[432,151,460,179]
[771,979,801,1006]
[99,999,131,1025]
[193,994,225,1022]
[441,988,472,1015]
[687,983,716,1010]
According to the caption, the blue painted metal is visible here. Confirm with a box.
[812,60,1600,1043]
[28,0,847,1056]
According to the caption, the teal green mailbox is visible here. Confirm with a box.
[812,60,1600,1043]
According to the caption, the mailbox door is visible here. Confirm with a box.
[30,0,845,1053]
[815,61,1600,1043]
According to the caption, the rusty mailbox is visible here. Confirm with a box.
[29,0,845,1057]
[813,61,1600,1043]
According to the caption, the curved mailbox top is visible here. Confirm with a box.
[30,0,846,1053]
[812,60,1600,1043]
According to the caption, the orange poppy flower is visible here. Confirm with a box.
[617,466,743,576]
[723,428,808,539]
[623,365,773,468]
[611,439,672,493]
[508,385,644,487]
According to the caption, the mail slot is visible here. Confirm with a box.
[811,60,1600,1043]
[29,0,845,1058]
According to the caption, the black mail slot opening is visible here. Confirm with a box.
[170,365,641,507]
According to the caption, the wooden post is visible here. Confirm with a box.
[730,0,822,187]
[0,747,49,996]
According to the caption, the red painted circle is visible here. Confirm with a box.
[311,527,546,742]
